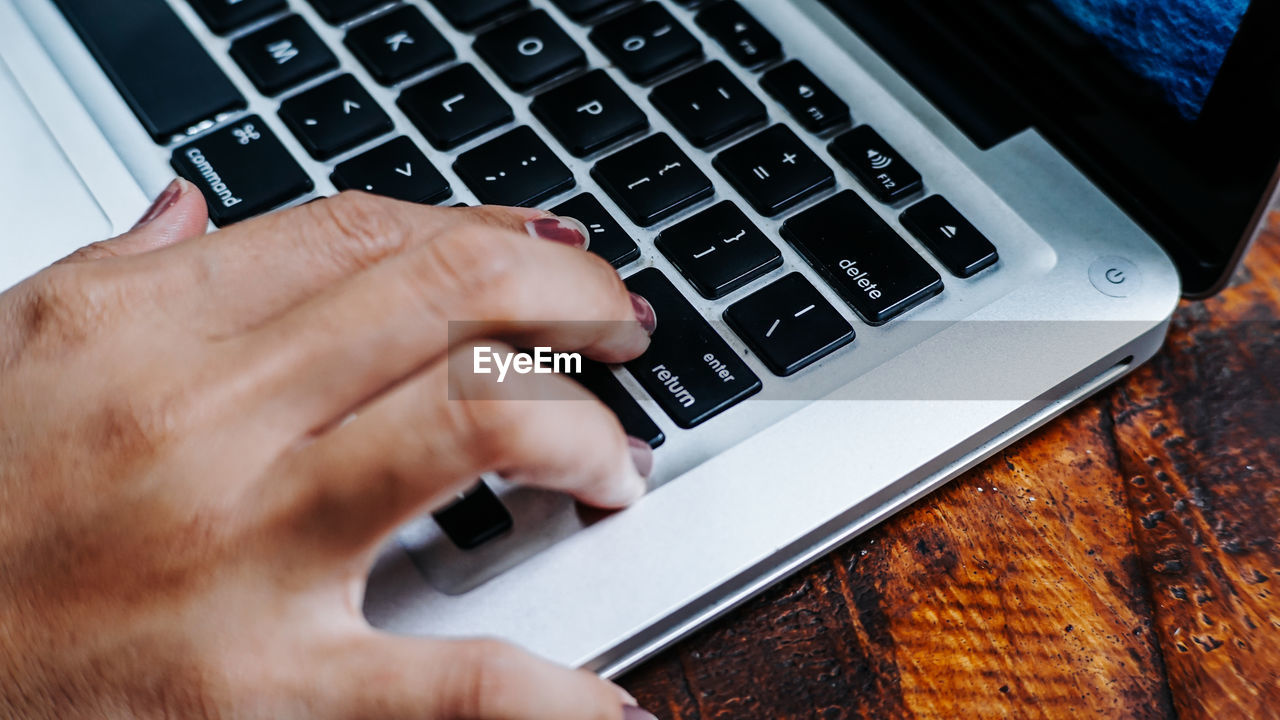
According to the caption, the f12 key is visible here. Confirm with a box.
[830,125,922,203]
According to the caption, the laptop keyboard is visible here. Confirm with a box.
[52,0,1002,555]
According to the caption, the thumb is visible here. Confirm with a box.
[315,634,657,720]
[60,178,209,263]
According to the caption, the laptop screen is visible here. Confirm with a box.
[823,0,1280,296]
[1047,0,1249,122]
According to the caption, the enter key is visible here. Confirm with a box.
[624,269,762,429]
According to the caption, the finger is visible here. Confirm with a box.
[316,634,639,720]
[267,341,649,557]
[59,178,209,263]
[174,192,552,331]
[233,220,652,434]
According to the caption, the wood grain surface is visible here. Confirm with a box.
[620,213,1280,719]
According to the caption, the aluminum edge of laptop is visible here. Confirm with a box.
[2,0,1186,679]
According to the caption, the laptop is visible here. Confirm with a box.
[2,0,1277,678]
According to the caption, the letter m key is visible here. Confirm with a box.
[268,39,298,65]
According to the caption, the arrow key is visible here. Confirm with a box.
[331,136,451,205]
[279,74,394,160]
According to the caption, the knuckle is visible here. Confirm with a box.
[9,266,109,350]
[445,366,527,468]
[306,191,408,267]
[458,205,527,233]
[61,240,118,263]
[420,229,523,315]
[87,389,184,462]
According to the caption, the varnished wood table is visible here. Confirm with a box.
[621,213,1280,719]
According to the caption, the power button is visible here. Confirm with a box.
[1089,256,1142,298]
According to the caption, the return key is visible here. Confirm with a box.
[625,269,762,429]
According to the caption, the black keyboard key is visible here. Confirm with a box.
[900,196,999,278]
[230,15,338,96]
[657,201,781,299]
[306,0,382,24]
[172,116,313,226]
[428,0,527,30]
[187,0,285,34]
[695,1,781,70]
[331,136,451,204]
[830,126,923,204]
[589,3,702,84]
[575,361,664,448]
[398,64,513,150]
[593,134,714,227]
[279,74,393,160]
[454,127,575,207]
[651,61,766,148]
[714,124,834,217]
[475,10,586,92]
[761,60,850,134]
[551,0,637,23]
[52,0,247,143]
[344,6,454,86]
[433,482,512,550]
[624,269,761,428]
[782,190,942,325]
[725,273,854,376]
[532,70,648,158]
[551,194,641,268]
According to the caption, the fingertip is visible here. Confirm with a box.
[584,438,650,510]
[608,680,639,707]
[133,178,209,245]
[627,436,654,481]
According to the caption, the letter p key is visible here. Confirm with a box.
[577,99,605,116]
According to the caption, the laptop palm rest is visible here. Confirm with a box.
[0,55,109,290]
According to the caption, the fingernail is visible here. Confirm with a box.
[526,216,590,250]
[623,706,660,720]
[628,436,654,479]
[630,293,657,335]
[133,179,185,229]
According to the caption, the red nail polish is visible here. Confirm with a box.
[630,293,657,335]
[526,217,590,249]
[133,179,184,229]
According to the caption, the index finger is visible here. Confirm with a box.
[158,193,551,333]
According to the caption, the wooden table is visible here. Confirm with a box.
[621,214,1280,719]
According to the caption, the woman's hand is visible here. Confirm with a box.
[0,180,659,720]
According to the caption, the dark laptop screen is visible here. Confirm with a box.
[823,0,1280,296]
[1047,0,1249,122]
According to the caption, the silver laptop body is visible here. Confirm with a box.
[3,0,1274,679]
